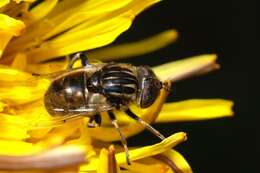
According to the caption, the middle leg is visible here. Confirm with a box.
[125,109,165,140]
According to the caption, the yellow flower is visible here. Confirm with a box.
[0,0,234,173]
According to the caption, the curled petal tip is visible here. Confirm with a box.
[156,99,234,123]
[182,132,188,141]
[0,145,87,170]
[167,29,179,41]
[153,54,220,82]
[169,132,188,142]
[108,145,118,173]
[108,145,116,154]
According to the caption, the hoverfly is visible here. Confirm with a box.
[43,52,169,164]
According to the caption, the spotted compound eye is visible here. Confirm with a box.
[137,66,162,108]
[154,80,162,89]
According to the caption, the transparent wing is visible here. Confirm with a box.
[30,104,114,129]
[0,114,83,130]
[32,63,102,81]
[30,113,87,129]
[32,70,68,80]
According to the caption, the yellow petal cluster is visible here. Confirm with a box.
[0,14,24,57]
[0,0,234,173]
[81,132,189,173]
[2,0,160,64]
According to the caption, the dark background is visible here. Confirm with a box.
[110,0,253,172]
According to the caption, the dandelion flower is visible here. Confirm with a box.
[0,0,233,172]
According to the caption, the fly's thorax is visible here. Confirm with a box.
[90,63,139,108]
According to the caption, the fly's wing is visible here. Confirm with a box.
[0,103,114,130]
[32,63,104,81]
[30,113,86,129]
[29,103,114,129]
[32,70,69,80]
[0,113,81,130]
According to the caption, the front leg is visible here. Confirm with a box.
[108,111,131,165]
[125,109,165,140]
[67,52,89,70]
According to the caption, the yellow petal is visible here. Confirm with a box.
[26,58,68,74]
[0,67,49,104]
[0,102,49,132]
[11,53,27,70]
[29,117,81,140]
[156,99,234,123]
[41,0,134,40]
[0,33,12,58]
[129,150,192,173]
[153,54,219,82]
[0,144,86,170]
[14,0,35,3]
[65,122,92,145]
[17,101,56,129]
[117,132,187,164]
[0,65,32,82]
[0,78,49,104]
[0,14,24,57]
[0,106,48,140]
[42,0,134,40]
[0,0,9,8]
[80,132,187,172]
[97,148,109,173]
[159,150,193,173]
[0,101,5,111]
[0,123,29,140]
[6,0,133,51]
[97,146,121,173]
[88,83,170,141]
[6,0,159,63]
[122,158,170,173]
[89,29,178,61]
[26,14,132,63]
[0,140,42,155]
[29,0,58,22]
[0,14,24,35]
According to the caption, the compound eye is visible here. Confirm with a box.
[154,80,162,89]
[139,78,161,108]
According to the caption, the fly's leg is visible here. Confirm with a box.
[108,111,131,165]
[67,52,89,70]
[125,109,165,140]
[87,114,102,128]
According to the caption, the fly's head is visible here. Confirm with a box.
[136,66,162,108]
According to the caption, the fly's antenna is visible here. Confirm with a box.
[162,81,171,93]
[108,111,131,165]
[125,109,165,140]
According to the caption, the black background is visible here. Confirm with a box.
[110,0,253,172]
